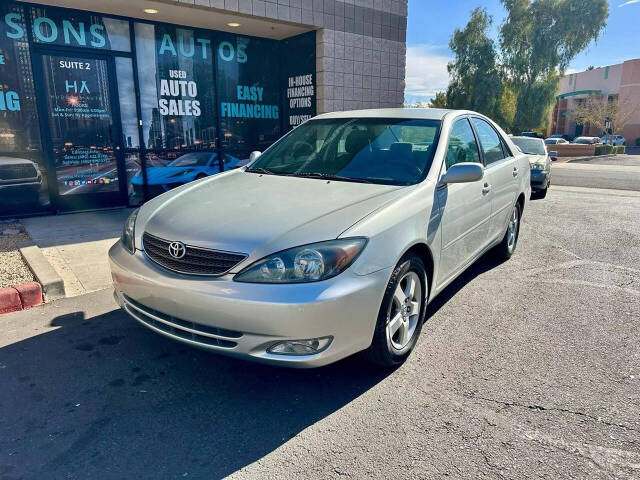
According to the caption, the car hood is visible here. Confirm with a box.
[139,170,407,266]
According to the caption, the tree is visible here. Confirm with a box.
[446,8,507,125]
[500,0,609,132]
[404,101,430,108]
[573,95,640,145]
[429,91,448,108]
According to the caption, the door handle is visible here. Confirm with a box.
[512,167,519,177]
[482,183,491,195]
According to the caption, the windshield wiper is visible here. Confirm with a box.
[245,167,276,175]
[288,172,374,184]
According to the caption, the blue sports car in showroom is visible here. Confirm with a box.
[132,152,243,198]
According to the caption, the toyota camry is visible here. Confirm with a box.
[109,109,530,368]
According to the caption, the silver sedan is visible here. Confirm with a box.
[109,108,531,368]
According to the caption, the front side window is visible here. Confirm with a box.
[249,118,441,186]
[445,119,481,169]
[471,118,507,165]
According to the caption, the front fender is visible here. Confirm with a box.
[341,181,440,282]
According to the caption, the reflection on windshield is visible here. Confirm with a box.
[247,118,441,186]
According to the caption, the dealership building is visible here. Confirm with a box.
[549,58,640,141]
[0,0,408,217]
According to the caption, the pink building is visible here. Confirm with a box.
[549,58,640,143]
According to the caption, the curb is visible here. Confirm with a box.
[0,282,43,314]
[19,245,65,301]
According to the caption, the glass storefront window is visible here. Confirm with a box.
[1,0,316,216]
[0,3,49,215]
[0,5,41,153]
[28,6,131,52]
[135,22,217,151]
[40,54,120,197]
[115,57,143,206]
[216,34,282,158]
[134,22,219,199]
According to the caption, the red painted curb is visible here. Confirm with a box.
[0,287,22,314]
[15,282,43,309]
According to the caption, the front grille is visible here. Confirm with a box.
[143,232,247,276]
[0,164,38,180]
[122,294,241,349]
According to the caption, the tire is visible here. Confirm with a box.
[365,254,428,368]
[537,187,548,199]
[493,201,521,260]
[195,173,207,180]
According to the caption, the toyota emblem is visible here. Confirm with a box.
[168,241,187,259]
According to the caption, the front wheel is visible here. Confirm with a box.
[365,254,427,368]
[493,202,521,260]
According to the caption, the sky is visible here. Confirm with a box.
[404,0,640,104]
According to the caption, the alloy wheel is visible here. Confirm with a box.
[386,271,422,350]
[507,206,519,253]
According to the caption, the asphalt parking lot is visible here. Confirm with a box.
[552,155,640,191]
[1,182,639,478]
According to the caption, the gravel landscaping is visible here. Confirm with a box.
[0,221,34,288]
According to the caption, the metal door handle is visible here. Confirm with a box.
[512,167,518,177]
[482,183,491,195]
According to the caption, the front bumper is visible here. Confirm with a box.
[109,241,391,367]
[530,170,549,190]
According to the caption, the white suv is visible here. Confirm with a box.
[601,134,626,146]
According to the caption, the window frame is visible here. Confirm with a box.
[442,116,483,174]
[468,116,511,166]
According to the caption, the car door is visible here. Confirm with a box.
[470,117,517,242]
[437,118,492,284]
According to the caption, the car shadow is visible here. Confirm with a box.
[425,252,505,318]
[0,307,392,479]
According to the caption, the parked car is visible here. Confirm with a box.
[511,136,551,198]
[601,134,626,146]
[0,157,43,203]
[573,136,602,145]
[544,137,569,145]
[520,131,540,138]
[110,109,531,368]
[131,151,242,197]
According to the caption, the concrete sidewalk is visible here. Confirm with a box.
[21,208,132,297]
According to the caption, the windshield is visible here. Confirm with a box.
[247,118,441,186]
[511,137,546,155]
[169,153,213,167]
[574,137,592,144]
[545,139,559,144]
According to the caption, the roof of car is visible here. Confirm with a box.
[314,108,457,121]
[0,157,36,166]
[511,136,543,141]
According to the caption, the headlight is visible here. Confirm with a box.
[530,162,545,170]
[234,238,367,283]
[121,208,139,254]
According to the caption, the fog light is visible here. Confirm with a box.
[267,336,333,356]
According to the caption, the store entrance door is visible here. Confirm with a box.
[35,52,127,212]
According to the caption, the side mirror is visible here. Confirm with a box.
[249,151,262,163]
[440,163,484,186]
[548,150,558,162]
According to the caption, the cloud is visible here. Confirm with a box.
[619,0,640,6]
[404,44,452,104]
